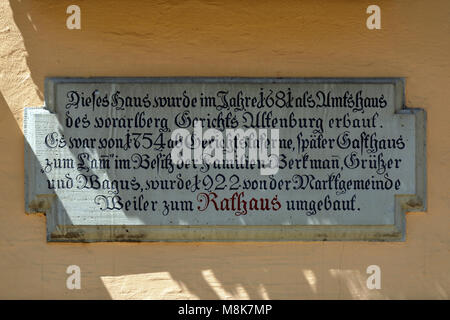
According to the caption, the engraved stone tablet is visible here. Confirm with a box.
[24,78,426,241]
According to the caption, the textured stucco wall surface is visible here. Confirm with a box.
[0,0,448,299]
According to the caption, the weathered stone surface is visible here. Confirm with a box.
[24,78,426,241]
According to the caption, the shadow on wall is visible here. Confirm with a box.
[6,0,447,300]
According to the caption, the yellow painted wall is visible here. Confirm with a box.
[0,0,448,299]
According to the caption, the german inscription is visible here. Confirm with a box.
[24,78,426,241]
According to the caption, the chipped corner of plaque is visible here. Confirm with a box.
[26,195,56,217]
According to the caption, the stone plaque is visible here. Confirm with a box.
[24,78,426,241]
